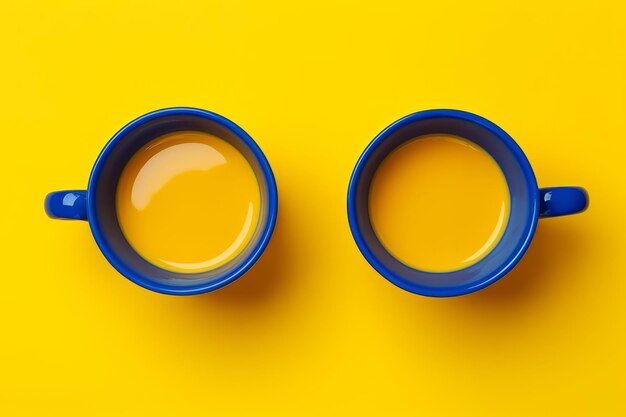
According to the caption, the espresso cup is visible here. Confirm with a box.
[347,109,588,297]
[45,107,278,295]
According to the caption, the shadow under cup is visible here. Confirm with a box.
[89,109,278,295]
[348,110,540,297]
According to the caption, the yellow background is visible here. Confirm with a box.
[1,0,625,415]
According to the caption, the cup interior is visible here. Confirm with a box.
[88,109,277,294]
[348,110,539,296]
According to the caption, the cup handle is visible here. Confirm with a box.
[539,187,588,218]
[44,190,88,220]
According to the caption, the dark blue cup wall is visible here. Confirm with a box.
[91,115,271,285]
[355,117,535,291]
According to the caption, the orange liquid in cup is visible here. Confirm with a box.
[369,134,510,272]
[116,131,261,273]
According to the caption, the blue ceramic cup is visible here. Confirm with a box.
[45,107,278,295]
[347,109,588,297]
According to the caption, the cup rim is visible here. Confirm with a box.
[347,109,539,297]
[87,107,278,295]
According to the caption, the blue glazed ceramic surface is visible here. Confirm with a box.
[46,107,278,295]
[347,109,588,297]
